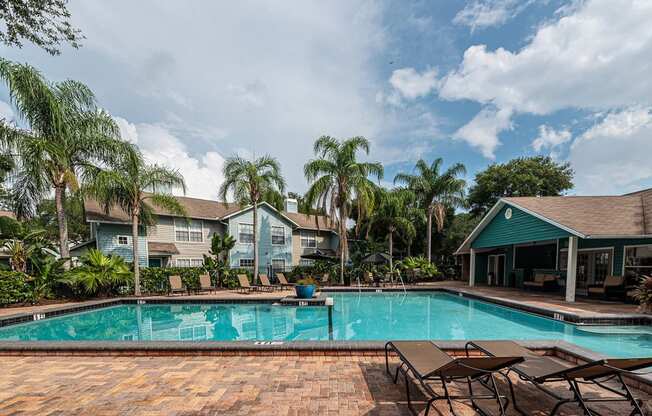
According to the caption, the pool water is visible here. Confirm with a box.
[0,292,650,358]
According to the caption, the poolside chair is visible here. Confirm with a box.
[168,275,186,295]
[198,273,216,293]
[259,274,280,291]
[523,273,558,291]
[362,271,374,286]
[237,274,256,294]
[385,340,523,416]
[276,272,295,289]
[466,340,652,416]
[587,275,626,299]
[320,273,330,285]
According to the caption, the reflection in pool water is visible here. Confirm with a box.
[0,292,651,358]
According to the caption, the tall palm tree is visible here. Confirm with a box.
[304,136,383,284]
[394,158,466,263]
[88,150,187,296]
[218,155,285,283]
[0,58,129,262]
[369,189,420,272]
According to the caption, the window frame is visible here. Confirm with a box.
[238,223,254,244]
[116,235,130,246]
[300,230,316,248]
[174,218,204,243]
[623,244,652,275]
[176,258,204,268]
[271,225,286,246]
[239,258,254,269]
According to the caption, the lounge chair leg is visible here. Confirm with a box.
[502,371,527,416]
[441,377,460,416]
[567,379,594,416]
[489,373,508,415]
[617,373,644,416]
[404,370,418,416]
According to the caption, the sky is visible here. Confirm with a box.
[1,0,652,199]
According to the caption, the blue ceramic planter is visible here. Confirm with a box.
[295,284,316,299]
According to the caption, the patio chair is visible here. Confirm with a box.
[320,273,330,285]
[385,340,523,416]
[198,273,216,293]
[523,273,558,291]
[259,274,280,291]
[168,275,186,295]
[276,272,295,289]
[587,275,626,299]
[466,340,652,416]
[236,274,256,294]
[362,271,374,286]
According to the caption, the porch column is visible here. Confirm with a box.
[565,236,578,302]
[469,248,476,287]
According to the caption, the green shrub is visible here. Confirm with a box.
[61,250,132,297]
[0,271,31,305]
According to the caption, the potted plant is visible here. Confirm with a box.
[633,275,652,313]
[295,277,317,299]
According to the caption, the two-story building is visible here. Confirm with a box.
[76,196,339,274]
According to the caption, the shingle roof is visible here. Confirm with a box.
[85,196,334,231]
[504,195,649,237]
[147,242,180,255]
[455,189,652,255]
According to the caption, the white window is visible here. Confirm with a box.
[240,258,254,269]
[116,235,129,245]
[300,231,316,248]
[300,259,314,267]
[272,258,285,274]
[176,258,203,268]
[238,223,254,244]
[625,245,652,277]
[271,226,285,245]
[174,219,203,242]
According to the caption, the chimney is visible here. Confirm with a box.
[284,198,298,213]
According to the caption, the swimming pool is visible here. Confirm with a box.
[0,292,650,357]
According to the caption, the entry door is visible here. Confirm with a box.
[487,255,506,286]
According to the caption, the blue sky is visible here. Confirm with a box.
[1,0,651,199]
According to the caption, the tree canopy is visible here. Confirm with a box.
[467,156,574,217]
[0,0,82,55]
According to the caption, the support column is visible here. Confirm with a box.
[566,236,578,302]
[469,248,476,287]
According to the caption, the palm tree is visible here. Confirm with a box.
[218,155,285,283]
[0,59,129,262]
[394,158,466,263]
[88,150,187,296]
[304,136,383,284]
[369,189,420,272]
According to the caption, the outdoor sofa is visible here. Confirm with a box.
[587,275,626,299]
[522,273,558,291]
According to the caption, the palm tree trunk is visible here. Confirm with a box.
[132,212,141,296]
[426,207,433,263]
[253,200,259,284]
[54,186,70,267]
[388,228,393,272]
[339,205,347,285]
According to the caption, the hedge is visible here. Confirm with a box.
[139,267,252,293]
[0,271,31,306]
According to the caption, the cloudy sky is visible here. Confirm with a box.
[1,0,651,199]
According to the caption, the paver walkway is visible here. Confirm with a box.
[0,355,648,415]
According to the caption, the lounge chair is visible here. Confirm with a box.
[385,340,523,416]
[198,273,216,293]
[259,274,280,291]
[361,271,374,286]
[587,275,626,299]
[276,272,295,289]
[466,340,652,415]
[168,275,186,295]
[237,274,256,294]
[320,273,330,286]
[523,273,558,291]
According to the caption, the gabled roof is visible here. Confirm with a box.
[455,190,652,255]
[84,195,334,231]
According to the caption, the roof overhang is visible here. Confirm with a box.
[454,198,586,255]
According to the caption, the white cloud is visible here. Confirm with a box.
[441,0,652,115]
[453,106,513,159]
[453,0,534,31]
[115,116,226,200]
[388,67,439,100]
[532,125,571,152]
[1,1,387,193]
[569,107,652,194]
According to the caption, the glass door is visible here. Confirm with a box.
[487,254,506,286]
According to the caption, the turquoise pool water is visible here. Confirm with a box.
[0,292,650,357]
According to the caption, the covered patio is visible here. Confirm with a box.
[456,191,652,302]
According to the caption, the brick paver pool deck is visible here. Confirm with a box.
[0,355,649,415]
